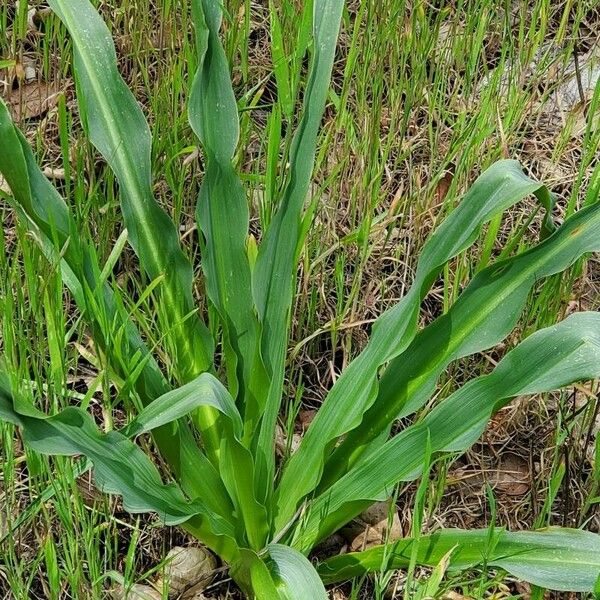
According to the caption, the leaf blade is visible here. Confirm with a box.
[47,0,214,383]
[276,161,553,528]
[0,99,229,520]
[0,372,241,563]
[300,311,600,549]
[189,0,267,439]
[123,372,243,440]
[253,0,346,496]
[267,544,328,600]
[318,527,600,592]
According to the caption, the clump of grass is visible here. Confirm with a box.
[2,1,600,598]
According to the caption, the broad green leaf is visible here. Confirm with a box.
[0,100,230,522]
[229,544,328,600]
[189,0,267,439]
[112,337,269,550]
[253,0,346,349]
[121,374,246,523]
[220,438,270,550]
[266,544,328,600]
[47,1,215,406]
[188,2,273,532]
[0,372,241,564]
[172,425,235,523]
[231,549,281,600]
[254,0,346,514]
[299,311,600,549]
[124,373,243,440]
[318,527,600,592]
[49,0,223,475]
[276,161,554,529]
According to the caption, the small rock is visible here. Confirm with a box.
[24,65,36,82]
[548,48,600,113]
[111,584,162,600]
[443,592,474,600]
[275,423,301,458]
[360,501,397,526]
[0,175,11,195]
[155,546,216,599]
[342,500,402,552]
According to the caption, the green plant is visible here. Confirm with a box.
[1,0,600,597]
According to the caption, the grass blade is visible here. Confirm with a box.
[48,0,223,461]
[0,98,167,417]
[269,1,294,118]
[0,98,229,519]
